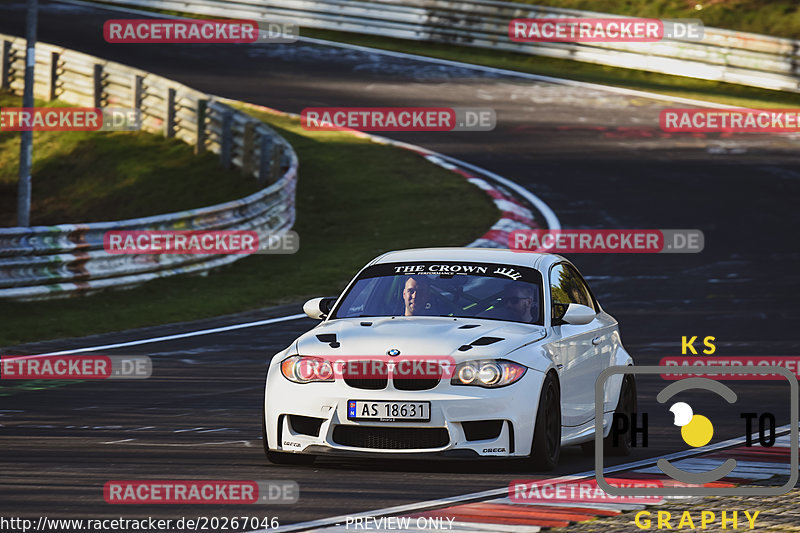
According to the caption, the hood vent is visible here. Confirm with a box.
[315,333,340,348]
[472,336,504,346]
[458,336,504,352]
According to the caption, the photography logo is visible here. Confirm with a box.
[595,366,798,496]
[670,402,713,447]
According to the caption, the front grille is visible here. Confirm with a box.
[393,377,439,391]
[462,420,504,441]
[343,377,388,389]
[343,360,388,390]
[332,425,449,449]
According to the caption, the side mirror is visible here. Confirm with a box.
[561,303,596,326]
[303,297,337,320]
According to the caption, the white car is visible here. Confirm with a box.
[262,248,635,469]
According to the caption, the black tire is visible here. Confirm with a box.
[262,405,316,466]
[579,440,595,456]
[604,374,636,456]
[529,372,561,471]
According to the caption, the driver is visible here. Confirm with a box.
[501,283,537,323]
[403,276,432,316]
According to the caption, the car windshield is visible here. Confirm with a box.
[332,261,544,325]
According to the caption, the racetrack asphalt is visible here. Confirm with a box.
[0,0,798,527]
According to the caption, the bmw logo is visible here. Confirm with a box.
[387,349,401,357]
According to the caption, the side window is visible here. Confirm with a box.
[550,264,595,321]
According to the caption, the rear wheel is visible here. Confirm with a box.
[262,404,315,465]
[606,374,636,456]
[581,373,636,456]
[529,372,561,471]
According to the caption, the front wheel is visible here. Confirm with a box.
[528,372,561,470]
[262,405,315,466]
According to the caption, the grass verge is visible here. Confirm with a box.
[0,99,498,347]
[0,92,259,226]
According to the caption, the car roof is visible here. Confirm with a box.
[369,247,566,272]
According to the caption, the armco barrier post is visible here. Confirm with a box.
[131,74,143,110]
[270,141,281,183]
[195,99,207,154]
[242,121,255,176]
[259,132,272,186]
[48,51,58,101]
[1,40,12,90]
[220,110,233,169]
[93,63,103,108]
[165,87,176,138]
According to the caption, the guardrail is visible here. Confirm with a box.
[0,32,298,300]
[93,0,799,92]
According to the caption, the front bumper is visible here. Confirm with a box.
[264,368,545,458]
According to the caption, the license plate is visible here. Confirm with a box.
[347,400,430,421]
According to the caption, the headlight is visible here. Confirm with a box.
[280,355,334,384]
[451,359,526,388]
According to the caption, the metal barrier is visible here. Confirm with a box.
[91,0,799,92]
[0,32,298,300]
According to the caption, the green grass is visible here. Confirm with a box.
[302,28,800,109]
[0,93,260,226]
[507,0,800,39]
[0,100,498,347]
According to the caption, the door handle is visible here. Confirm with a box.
[592,336,602,346]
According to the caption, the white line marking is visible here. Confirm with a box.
[490,499,645,511]
[450,523,541,533]
[433,154,560,231]
[108,440,253,447]
[265,425,795,532]
[32,314,307,357]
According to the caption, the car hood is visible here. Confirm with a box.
[294,317,547,361]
